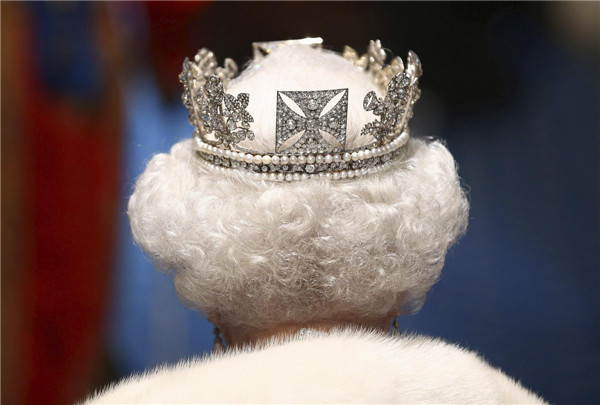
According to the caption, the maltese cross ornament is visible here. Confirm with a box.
[275,89,348,154]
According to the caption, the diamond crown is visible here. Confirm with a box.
[179,39,423,181]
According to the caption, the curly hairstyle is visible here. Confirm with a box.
[127,45,469,328]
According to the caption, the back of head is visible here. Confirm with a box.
[127,41,469,328]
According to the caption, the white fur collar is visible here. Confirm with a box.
[84,329,545,404]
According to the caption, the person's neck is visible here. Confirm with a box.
[219,317,393,348]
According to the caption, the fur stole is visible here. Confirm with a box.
[84,328,545,404]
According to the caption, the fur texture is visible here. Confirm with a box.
[127,45,470,328]
[84,329,546,404]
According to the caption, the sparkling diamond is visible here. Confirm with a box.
[286,119,296,130]
[363,91,377,110]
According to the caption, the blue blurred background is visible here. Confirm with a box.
[2,2,598,404]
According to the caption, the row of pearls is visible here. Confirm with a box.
[196,155,397,182]
[194,131,409,165]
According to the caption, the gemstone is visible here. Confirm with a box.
[286,119,296,130]
[363,91,378,110]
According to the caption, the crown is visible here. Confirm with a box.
[179,38,422,181]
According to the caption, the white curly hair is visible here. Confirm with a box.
[127,45,469,328]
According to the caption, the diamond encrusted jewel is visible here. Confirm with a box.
[361,72,420,142]
[181,39,422,181]
[276,89,348,154]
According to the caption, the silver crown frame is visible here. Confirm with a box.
[179,39,422,181]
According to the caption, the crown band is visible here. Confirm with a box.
[181,39,422,181]
[195,130,408,181]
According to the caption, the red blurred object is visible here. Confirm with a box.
[3,2,211,403]
[9,5,122,405]
[21,93,121,405]
[146,1,211,99]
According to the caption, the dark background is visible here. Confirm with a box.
[2,2,598,404]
